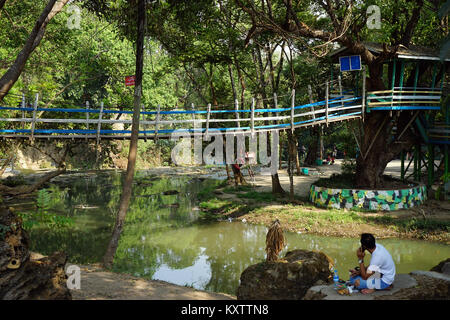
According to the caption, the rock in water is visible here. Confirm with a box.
[236,249,333,300]
[0,206,71,300]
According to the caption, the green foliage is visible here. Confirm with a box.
[396,217,450,233]
[18,189,73,230]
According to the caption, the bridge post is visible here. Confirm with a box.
[96,102,104,165]
[21,93,25,130]
[234,99,240,128]
[142,104,147,142]
[251,98,255,137]
[308,85,315,123]
[85,101,90,141]
[155,104,160,142]
[205,103,211,136]
[30,93,39,142]
[96,102,104,146]
[338,75,344,109]
[290,89,295,133]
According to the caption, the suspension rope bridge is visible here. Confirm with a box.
[0,84,447,145]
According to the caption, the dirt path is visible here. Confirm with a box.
[70,264,235,300]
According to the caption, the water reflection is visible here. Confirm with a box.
[10,171,450,296]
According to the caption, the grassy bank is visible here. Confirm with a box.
[197,184,450,244]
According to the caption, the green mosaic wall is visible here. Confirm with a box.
[309,184,427,211]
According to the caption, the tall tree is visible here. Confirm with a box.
[103,0,146,268]
[0,0,69,100]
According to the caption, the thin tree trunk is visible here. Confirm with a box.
[103,0,146,269]
[254,45,284,194]
[287,131,295,200]
[234,57,246,109]
[0,0,69,100]
[228,64,237,103]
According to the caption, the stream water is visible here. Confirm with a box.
[5,170,450,296]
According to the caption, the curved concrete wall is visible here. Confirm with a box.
[309,184,427,211]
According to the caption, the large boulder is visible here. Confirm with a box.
[236,249,333,300]
[430,258,450,276]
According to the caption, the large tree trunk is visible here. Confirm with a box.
[0,206,71,300]
[0,0,69,100]
[354,62,419,188]
[103,0,145,268]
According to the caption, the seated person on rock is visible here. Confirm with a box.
[348,233,396,294]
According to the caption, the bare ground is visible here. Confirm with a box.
[70,264,235,300]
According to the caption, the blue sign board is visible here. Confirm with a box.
[339,55,362,72]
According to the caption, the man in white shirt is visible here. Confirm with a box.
[348,233,396,294]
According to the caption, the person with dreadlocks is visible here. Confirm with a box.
[348,233,396,294]
[265,219,285,262]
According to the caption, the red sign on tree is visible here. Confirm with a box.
[125,75,136,87]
